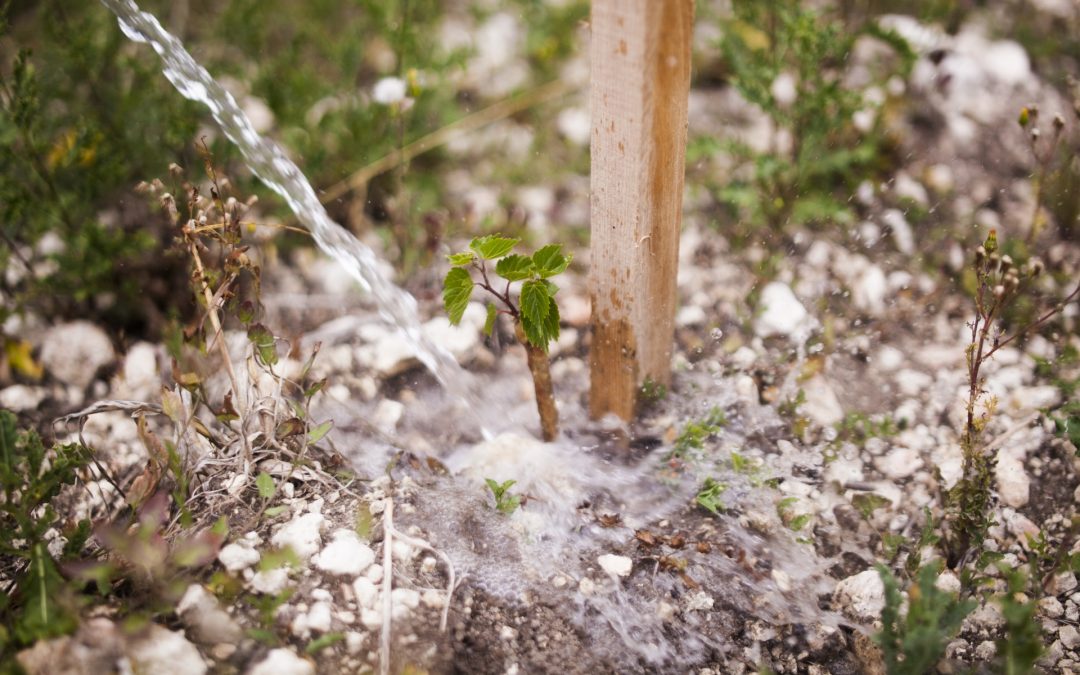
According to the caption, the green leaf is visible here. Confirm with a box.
[446,251,475,266]
[470,235,519,260]
[494,254,534,281]
[787,513,812,531]
[247,324,278,366]
[483,303,497,337]
[532,244,572,277]
[852,493,891,521]
[442,267,474,325]
[520,280,550,326]
[541,296,560,347]
[255,472,275,499]
[308,420,333,444]
[306,632,345,654]
[264,505,289,517]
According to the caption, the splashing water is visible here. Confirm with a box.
[99,0,485,430]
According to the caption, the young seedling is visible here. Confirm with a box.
[443,235,571,441]
[484,478,521,515]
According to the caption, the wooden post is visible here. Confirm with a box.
[588,0,694,420]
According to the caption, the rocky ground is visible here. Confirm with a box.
[3,6,1080,675]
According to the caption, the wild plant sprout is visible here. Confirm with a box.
[442,235,571,441]
[947,229,1080,569]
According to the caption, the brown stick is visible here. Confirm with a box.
[515,321,558,442]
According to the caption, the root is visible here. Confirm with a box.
[378,493,459,675]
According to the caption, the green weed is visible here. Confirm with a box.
[485,478,521,515]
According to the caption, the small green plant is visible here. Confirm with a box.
[485,478,521,515]
[776,496,812,532]
[947,230,1080,568]
[874,563,976,675]
[0,410,90,664]
[995,566,1043,675]
[696,477,727,516]
[669,407,728,460]
[443,234,571,441]
[711,0,912,234]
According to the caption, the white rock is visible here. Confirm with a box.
[893,172,929,207]
[874,346,905,371]
[246,648,314,675]
[770,72,798,107]
[1005,510,1040,545]
[177,584,242,645]
[372,77,407,106]
[353,577,379,609]
[556,107,591,146]
[242,96,275,133]
[895,369,932,397]
[597,554,633,578]
[730,346,758,371]
[249,568,290,595]
[881,209,914,255]
[39,321,115,388]
[271,513,325,562]
[825,457,864,485]
[686,591,714,612]
[356,332,418,377]
[800,376,844,427]
[1059,625,1080,650]
[0,385,46,412]
[422,312,481,362]
[314,530,375,576]
[392,588,421,620]
[128,624,206,675]
[676,305,707,328]
[874,446,923,480]
[755,282,811,339]
[853,265,889,315]
[372,399,405,435]
[121,342,160,398]
[834,570,885,622]
[935,571,961,594]
[292,601,332,637]
[996,454,1030,508]
[218,542,261,573]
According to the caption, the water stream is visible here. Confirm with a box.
[99,0,485,430]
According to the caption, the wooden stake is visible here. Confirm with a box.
[588,0,693,420]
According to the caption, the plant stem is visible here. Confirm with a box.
[514,320,558,442]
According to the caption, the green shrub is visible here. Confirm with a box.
[874,563,975,675]
[0,410,91,665]
[708,0,912,235]
[0,2,199,334]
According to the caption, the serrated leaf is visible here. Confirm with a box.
[442,267,474,325]
[446,251,475,266]
[470,235,519,260]
[541,297,560,347]
[541,279,559,297]
[255,472,274,499]
[494,254,534,281]
[520,280,550,326]
[483,303,497,337]
[308,420,333,444]
[532,244,572,278]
